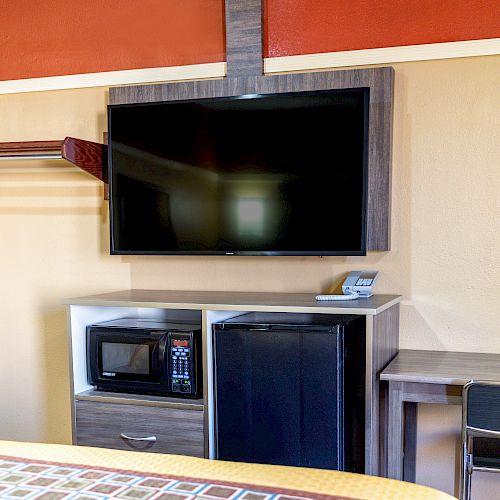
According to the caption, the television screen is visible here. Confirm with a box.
[109,88,369,255]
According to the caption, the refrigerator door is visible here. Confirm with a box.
[214,325,343,469]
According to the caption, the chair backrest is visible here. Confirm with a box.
[463,381,500,432]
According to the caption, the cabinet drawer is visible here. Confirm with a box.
[75,400,204,457]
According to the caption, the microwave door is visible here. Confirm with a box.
[90,333,161,388]
[101,341,151,378]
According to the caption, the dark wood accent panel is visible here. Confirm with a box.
[0,140,63,157]
[109,66,394,251]
[225,0,263,78]
[370,303,400,476]
[110,78,229,105]
[62,137,108,183]
[75,400,205,457]
[109,69,391,104]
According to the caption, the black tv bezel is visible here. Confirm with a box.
[108,88,370,257]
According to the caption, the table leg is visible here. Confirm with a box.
[387,381,404,480]
[403,402,418,482]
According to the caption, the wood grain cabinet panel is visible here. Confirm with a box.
[75,400,204,457]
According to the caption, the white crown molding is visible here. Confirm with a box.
[264,38,500,73]
[0,62,226,95]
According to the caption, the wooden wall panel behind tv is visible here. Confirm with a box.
[109,67,394,252]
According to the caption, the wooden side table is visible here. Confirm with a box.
[380,349,500,482]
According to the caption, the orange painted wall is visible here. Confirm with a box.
[0,0,499,81]
[0,0,225,81]
[264,0,500,58]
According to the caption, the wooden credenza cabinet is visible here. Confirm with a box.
[66,289,401,474]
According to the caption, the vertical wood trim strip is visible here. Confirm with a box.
[201,310,210,459]
[103,132,109,200]
[367,68,394,250]
[66,305,77,445]
[387,381,404,479]
[403,402,418,482]
[371,303,400,475]
[365,315,375,474]
[225,0,263,78]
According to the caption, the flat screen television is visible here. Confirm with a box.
[108,88,369,256]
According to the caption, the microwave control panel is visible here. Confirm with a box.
[169,332,195,395]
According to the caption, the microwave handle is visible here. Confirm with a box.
[151,342,160,375]
[157,334,168,375]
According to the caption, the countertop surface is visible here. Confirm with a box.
[381,349,500,384]
[65,289,402,315]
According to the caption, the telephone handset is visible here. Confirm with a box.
[316,271,378,301]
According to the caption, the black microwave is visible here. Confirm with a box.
[86,318,202,398]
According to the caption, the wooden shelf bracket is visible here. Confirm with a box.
[61,137,108,185]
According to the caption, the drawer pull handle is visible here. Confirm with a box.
[120,433,157,443]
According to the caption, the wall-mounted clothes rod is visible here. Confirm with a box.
[0,140,64,160]
[0,137,108,198]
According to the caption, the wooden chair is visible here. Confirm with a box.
[460,380,500,499]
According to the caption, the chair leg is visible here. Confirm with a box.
[464,467,471,500]
[460,442,472,500]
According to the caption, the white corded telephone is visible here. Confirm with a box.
[316,271,378,301]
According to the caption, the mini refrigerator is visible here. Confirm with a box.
[213,312,365,472]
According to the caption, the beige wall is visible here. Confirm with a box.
[129,56,500,498]
[0,55,498,498]
[0,88,130,443]
[130,56,500,354]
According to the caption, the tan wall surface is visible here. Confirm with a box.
[0,56,498,498]
[0,88,130,443]
[129,56,500,498]
[131,56,500,352]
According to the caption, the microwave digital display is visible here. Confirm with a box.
[173,339,189,347]
[101,342,150,375]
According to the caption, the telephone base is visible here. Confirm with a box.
[343,288,373,298]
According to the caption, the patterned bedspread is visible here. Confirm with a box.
[0,441,454,500]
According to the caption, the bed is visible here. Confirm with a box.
[0,440,454,500]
